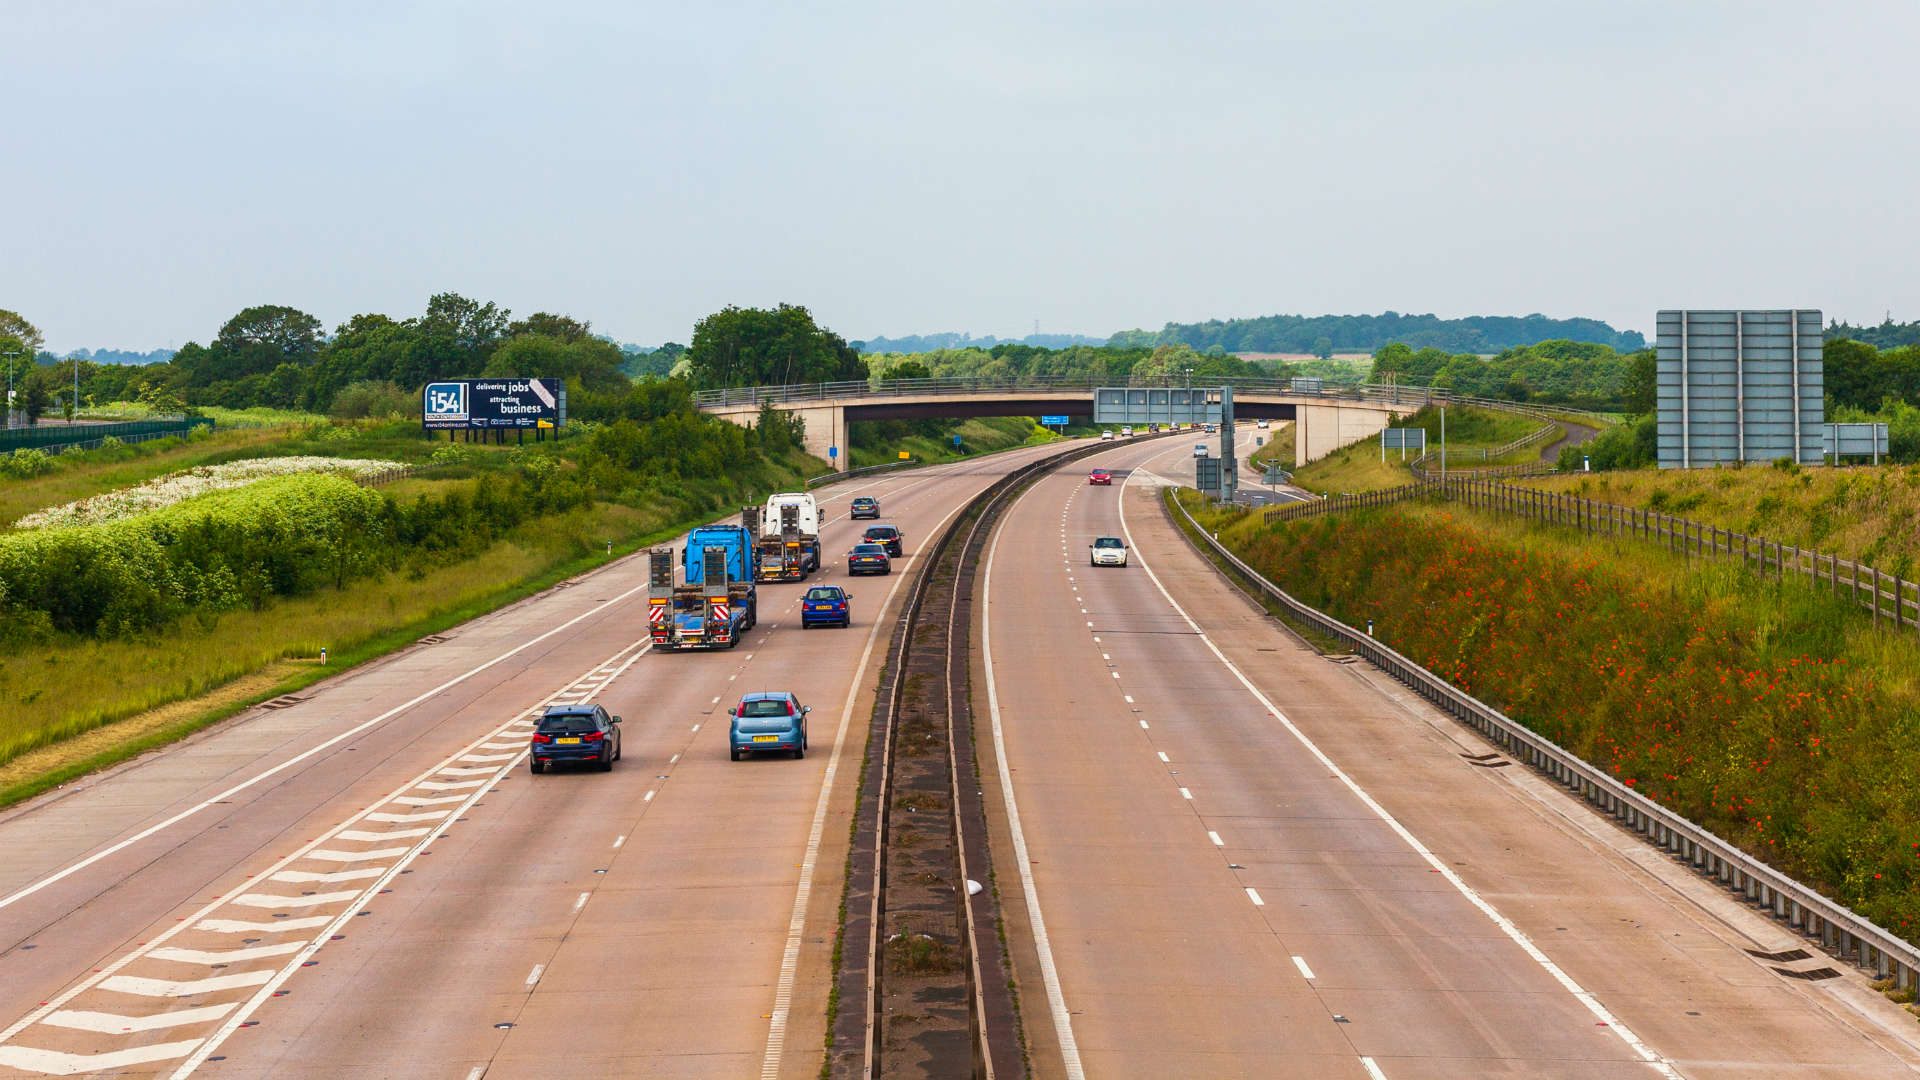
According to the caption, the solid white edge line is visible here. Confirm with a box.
[983,492,1086,1078]
[1116,466,1680,1078]
[1360,1056,1389,1080]
[758,467,987,1080]
[0,575,663,914]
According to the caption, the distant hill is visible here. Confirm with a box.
[59,347,176,366]
[858,331,1107,354]
[1109,312,1645,355]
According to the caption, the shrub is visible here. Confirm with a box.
[329,380,416,420]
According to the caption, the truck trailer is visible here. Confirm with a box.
[755,493,821,582]
[648,524,758,650]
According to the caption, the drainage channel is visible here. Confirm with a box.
[830,434,1175,1080]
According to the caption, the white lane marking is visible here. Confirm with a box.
[669,753,680,764]
[269,867,386,884]
[478,742,520,750]
[230,890,359,909]
[1116,470,1682,1078]
[983,507,1086,1078]
[1293,955,1316,980]
[466,1067,485,1080]
[1179,787,1193,800]
[643,790,655,803]
[1139,720,1149,729]
[0,583,658,914]
[1246,888,1265,907]
[193,917,329,934]
[1208,830,1223,846]
[150,943,305,966]
[41,1005,235,1034]
[364,811,450,824]
[414,779,487,791]
[1157,752,1170,763]
[101,971,274,998]
[1101,653,1108,659]
[690,724,700,733]
[613,835,626,849]
[337,828,429,842]
[760,479,979,1080]
[389,795,466,807]
[437,766,497,776]
[0,1041,204,1074]
[1109,671,1117,679]
[1361,1058,1388,1080]
[525,964,544,987]
[573,892,588,913]
[306,847,409,862]
[711,696,721,704]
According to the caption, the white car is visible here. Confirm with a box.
[1100,429,1115,441]
[1256,419,1269,429]
[1089,536,1128,567]
[1121,426,1134,437]
[1193,443,1209,458]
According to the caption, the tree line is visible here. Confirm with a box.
[1112,311,1646,355]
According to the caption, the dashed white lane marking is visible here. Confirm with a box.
[0,577,659,916]
[525,964,544,987]
[149,944,304,966]
[574,892,589,913]
[670,753,680,764]
[711,696,721,704]
[1293,955,1316,980]
[1179,788,1193,800]
[1208,831,1223,846]
[1123,694,1133,703]
[1110,671,1119,679]
[1115,467,1682,1078]
[644,790,655,802]
[1246,888,1265,907]
[42,1005,235,1034]
[466,1067,486,1080]
[0,1042,207,1075]
[613,835,626,848]
[1157,752,1170,763]
[984,507,1086,1079]
[1101,653,1108,659]
[690,724,701,733]
[1139,720,1149,729]
[1361,1057,1389,1080]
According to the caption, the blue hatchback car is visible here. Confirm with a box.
[801,585,850,629]
[729,691,810,760]
[529,704,622,773]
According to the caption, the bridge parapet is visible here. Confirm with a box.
[692,376,1445,410]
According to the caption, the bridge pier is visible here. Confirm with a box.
[710,401,845,463]
[1294,403,1397,465]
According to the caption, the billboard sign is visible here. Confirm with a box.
[1656,310,1822,468]
[1822,422,1888,462]
[422,378,564,430]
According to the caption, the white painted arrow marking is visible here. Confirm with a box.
[230,890,358,909]
[102,970,274,997]
[0,1041,203,1074]
[150,942,305,965]
[41,1003,235,1033]
[271,867,385,884]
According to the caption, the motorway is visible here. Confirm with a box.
[0,441,1077,1079]
[975,429,1920,1079]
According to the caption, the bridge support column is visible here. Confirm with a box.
[1296,404,1394,464]
[789,404,844,463]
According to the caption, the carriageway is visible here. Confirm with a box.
[693,376,1437,463]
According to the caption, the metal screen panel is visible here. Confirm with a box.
[1380,427,1426,451]
[1822,422,1889,458]
[1093,387,1224,425]
[1656,310,1822,468]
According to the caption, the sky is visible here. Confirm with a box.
[6,0,1918,353]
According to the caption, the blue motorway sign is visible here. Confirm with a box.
[1040,414,1069,426]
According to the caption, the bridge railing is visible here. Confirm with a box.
[692,376,1448,410]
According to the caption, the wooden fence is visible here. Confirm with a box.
[1262,477,1920,632]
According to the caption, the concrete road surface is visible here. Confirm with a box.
[975,430,1920,1079]
[0,440,1079,1080]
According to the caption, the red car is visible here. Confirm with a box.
[1088,470,1112,485]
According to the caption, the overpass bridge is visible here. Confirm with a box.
[692,376,1441,463]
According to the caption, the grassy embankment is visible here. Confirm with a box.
[0,422,823,807]
[845,416,1067,470]
[1291,404,1546,495]
[1183,490,1920,949]
[1524,462,1920,579]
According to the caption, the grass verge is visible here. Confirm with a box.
[1196,493,1920,944]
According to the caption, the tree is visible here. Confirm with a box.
[507,312,592,343]
[420,293,510,355]
[176,305,322,392]
[482,333,629,394]
[1621,349,1657,416]
[22,369,51,425]
[684,304,867,389]
[881,359,931,381]
[1313,336,1334,360]
[0,311,43,352]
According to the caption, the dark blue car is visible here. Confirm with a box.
[847,543,891,576]
[729,691,810,760]
[801,585,851,629]
[529,704,622,773]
